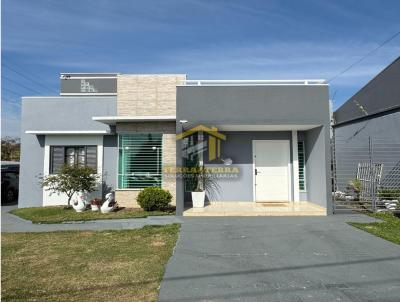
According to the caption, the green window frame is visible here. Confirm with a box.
[118,133,162,189]
[298,141,306,191]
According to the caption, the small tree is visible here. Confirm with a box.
[1,136,20,161]
[42,165,99,207]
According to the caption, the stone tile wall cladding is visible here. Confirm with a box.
[115,74,185,208]
[117,74,186,116]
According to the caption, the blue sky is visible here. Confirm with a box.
[2,0,400,137]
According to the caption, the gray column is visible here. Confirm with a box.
[175,123,184,215]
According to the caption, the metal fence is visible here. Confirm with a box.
[332,135,400,213]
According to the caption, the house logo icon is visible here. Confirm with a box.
[176,125,226,162]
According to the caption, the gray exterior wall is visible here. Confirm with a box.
[60,74,117,95]
[334,110,400,143]
[18,134,45,208]
[305,126,332,212]
[176,85,331,215]
[176,85,329,125]
[18,96,117,208]
[201,130,327,206]
[102,135,118,195]
[203,131,311,202]
[334,111,400,191]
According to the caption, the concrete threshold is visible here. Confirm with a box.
[183,201,326,216]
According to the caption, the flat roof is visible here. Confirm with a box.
[25,130,110,135]
[60,73,119,79]
[181,79,327,86]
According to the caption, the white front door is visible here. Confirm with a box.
[253,140,291,202]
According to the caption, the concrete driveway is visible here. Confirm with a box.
[159,215,400,302]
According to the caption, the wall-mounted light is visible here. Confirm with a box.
[221,157,233,166]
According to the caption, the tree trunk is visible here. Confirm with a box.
[67,195,73,207]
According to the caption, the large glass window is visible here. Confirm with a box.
[50,146,97,174]
[118,133,162,189]
[298,141,306,191]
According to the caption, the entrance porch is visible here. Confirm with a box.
[177,124,331,216]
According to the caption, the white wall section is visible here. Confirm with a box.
[42,135,103,206]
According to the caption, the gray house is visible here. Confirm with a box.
[333,57,400,199]
[19,74,331,215]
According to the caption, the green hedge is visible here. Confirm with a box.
[378,188,400,200]
[136,187,172,211]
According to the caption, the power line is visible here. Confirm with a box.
[2,62,59,94]
[2,75,44,95]
[327,30,400,83]
[2,87,23,97]
[2,99,21,109]
[1,96,22,110]
[2,59,60,93]
[1,89,24,107]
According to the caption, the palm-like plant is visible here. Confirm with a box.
[192,166,221,201]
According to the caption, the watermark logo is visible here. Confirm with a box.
[176,125,226,162]
[173,124,239,187]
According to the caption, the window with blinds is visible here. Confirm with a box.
[298,141,306,191]
[118,133,162,189]
[50,146,97,174]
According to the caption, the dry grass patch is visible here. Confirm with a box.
[2,224,180,302]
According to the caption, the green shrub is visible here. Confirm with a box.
[347,178,362,200]
[347,178,361,192]
[378,188,400,200]
[136,187,172,211]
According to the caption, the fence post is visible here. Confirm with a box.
[369,137,376,212]
[331,128,337,214]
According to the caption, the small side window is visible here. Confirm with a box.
[50,146,97,174]
[298,141,306,191]
[50,146,65,174]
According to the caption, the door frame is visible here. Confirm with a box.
[252,140,292,202]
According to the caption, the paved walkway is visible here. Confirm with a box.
[159,215,400,302]
[1,205,182,232]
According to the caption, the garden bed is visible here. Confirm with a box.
[10,206,175,224]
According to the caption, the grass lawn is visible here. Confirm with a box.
[1,224,180,302]
[349,212,400,245]
[10,206,175,224]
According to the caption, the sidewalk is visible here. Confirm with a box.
[1,205,182,233]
